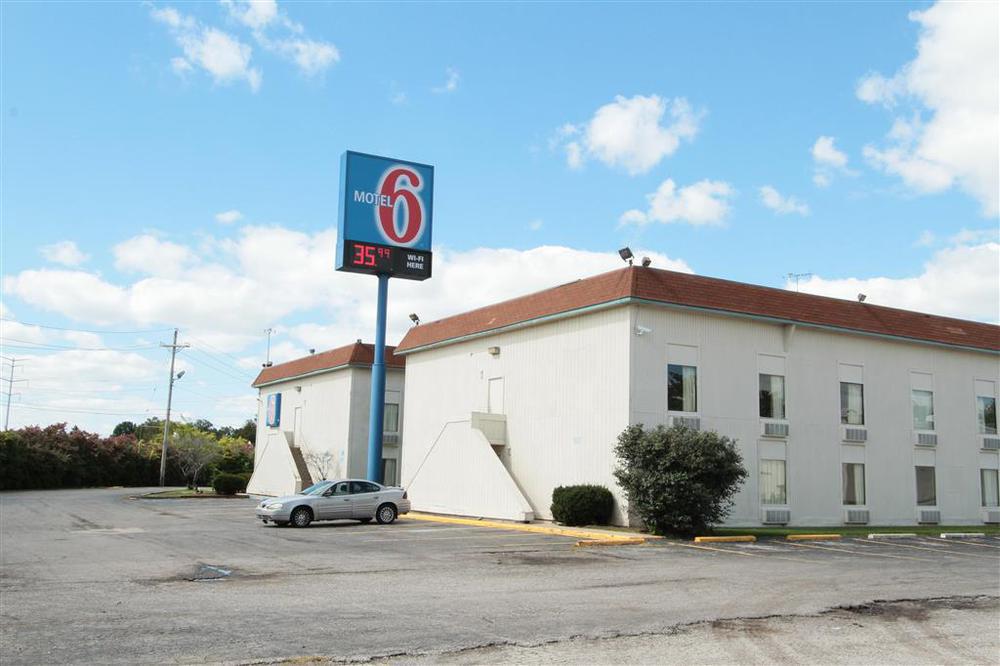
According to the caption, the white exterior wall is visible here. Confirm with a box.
[400,307,632,523]
[631,303,1000,526]
[248,365,405,497]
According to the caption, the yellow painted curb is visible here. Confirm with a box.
[786,534,842,541]
[694,535,756,543]
[575,538,647,548]
[404,512,650,544]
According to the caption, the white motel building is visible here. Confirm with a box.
[249,266,999,528]
[246,342,405,498]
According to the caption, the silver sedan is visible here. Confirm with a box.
[255,479,411,527]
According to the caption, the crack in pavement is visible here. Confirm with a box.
[239,594,1000,665]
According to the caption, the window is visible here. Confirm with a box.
[668,364,698,412]
[977,396,997,435]
[982,469,1000,507]
[842,463,865,505]
[759,374,786,419]
[384,403,400,433]
[840,382,865,425]
[912,390,935,430]
[915,466,936,506]
[760,459,787,505]
[351,481,380,494]
[382,458,398,486]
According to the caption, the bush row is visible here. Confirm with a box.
[0,424,253,491]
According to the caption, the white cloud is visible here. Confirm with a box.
[432,67,460,94]
[557,95,702,175]
[619,179,735,227]
[858,1,999,215]
[221,0,279,30]
[114,235,196,277]
[40,241,89,267]
[3,270,129,325]
[528,219,543,231]
[215,209,243,224]
[811,136,854,188]
[795,236,999,323]
[759,186,809,216]
[224,1,340,77]
[267,37,339,76]
[152,7,262,92]
[5,227,692,349]
[812,136,848,168]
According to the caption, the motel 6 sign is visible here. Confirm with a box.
[336,151,434,280]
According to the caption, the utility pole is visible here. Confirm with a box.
[2,357,26,431]
[159,329,190,486]
[263,328,274,367]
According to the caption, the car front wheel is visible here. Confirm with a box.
[291,507,312,528]
[376,503,397,525]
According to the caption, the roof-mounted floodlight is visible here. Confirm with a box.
[409,313,420,325]
[618,247,634,265]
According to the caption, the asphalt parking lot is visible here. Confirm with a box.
[1,488,998,665]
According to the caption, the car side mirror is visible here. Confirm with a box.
[322,489,334,497]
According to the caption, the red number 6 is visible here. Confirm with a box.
[377,167,424,244]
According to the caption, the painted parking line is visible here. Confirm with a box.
[853,537,999,560]
[660,540,814,564]
[784,540,925,561]
[924,536,1000,550]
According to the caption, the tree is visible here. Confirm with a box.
[112,421,138,437]
[171,432,221,490]
[234,418,256,444]
[302,447,336,480]
[614,424,748,536]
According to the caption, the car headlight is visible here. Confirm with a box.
[266,503,283,510]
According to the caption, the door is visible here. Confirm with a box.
[315,481,353,519]
[488,377,505,414]
[293,407,303,446]
[350,481,382,519]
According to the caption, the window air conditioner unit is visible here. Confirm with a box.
[844,509,869,524]
[918,510,940,524]
[914,432,937,447]
[843,427,867,443]
[382,433,400,446]
[984,510,1000,525]
[761,421,789,438]
[982,436,1000,451]
[763,509,790,525]
[669,415,701,431]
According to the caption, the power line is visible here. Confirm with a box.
[0,318,173,335]
[12,402,165,417]
[0,338,159,352]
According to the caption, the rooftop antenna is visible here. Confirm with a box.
[786,272,812,292]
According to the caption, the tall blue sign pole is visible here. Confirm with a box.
[336,151,434,484]
[366,274,389,481]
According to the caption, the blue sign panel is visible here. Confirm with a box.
[266,393,281,428]
[336,151,434,281]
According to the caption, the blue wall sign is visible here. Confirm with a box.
[266,393,281,428]
[336,151,434,281]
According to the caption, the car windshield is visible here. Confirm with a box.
[299,481,334,496]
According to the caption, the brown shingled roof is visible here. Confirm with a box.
[396,267,999,354]
[252,342,405,387]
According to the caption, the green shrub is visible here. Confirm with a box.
[614,424,748,536]
[213,472,249,495]
[550,484,615,526]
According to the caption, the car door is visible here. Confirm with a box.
[315,481,353,520]
[350,481,381,519]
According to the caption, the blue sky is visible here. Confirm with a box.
[1,1,997,433]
